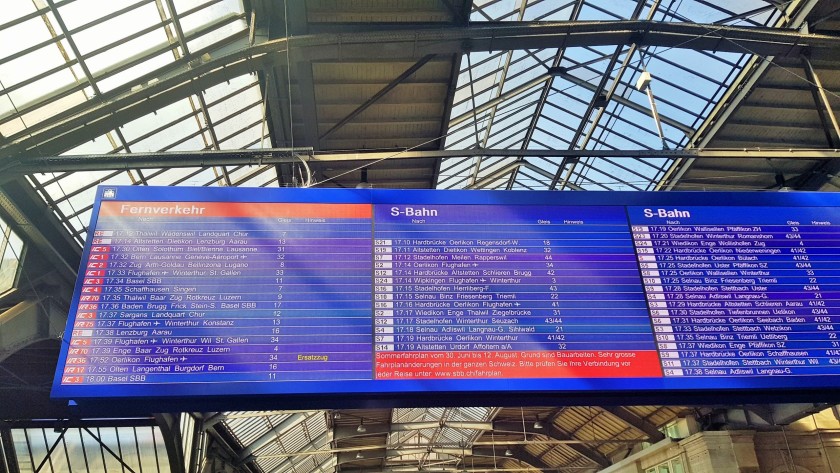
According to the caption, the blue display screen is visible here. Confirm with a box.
[50,186,840,403]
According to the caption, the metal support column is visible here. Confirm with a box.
[802,55,840,142]
[0,423,19,473]
[155,414,187,473]
[188,415,207,473]
[789,55,840,190]
[319,54,437,142]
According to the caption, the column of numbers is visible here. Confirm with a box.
[63,233,115,384]
[374,239,394,351]
[632,226,682,376]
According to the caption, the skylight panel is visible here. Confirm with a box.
[472,156,507,178]
[219,122,265,150]
[672,0,772,24]
[3,0,249,150]
[437,160,478,189]
[132,112,203,152]
[31,170,134,243]
[577,0,628,20]
[208,89,262,132]
[532,127,571,150]
[69,2,162,57]
[489,128,529,149]
[0,212,24,293]
[229,165,276,187]
[37,170,116,199]
[212,104,261,139]
[524,0,575,21]
[144,166,211,185]
[446,124,483,149]
[186,15,246,52]
[203,73,255,103]
[547,84,591,116]
[96,48,174,93]
[179,0,240,32]
[572,165,614,190]
[2,64,77,109]
[10,427,170,473]
[16,1,273,246]
[471,0,518,20]
[530,156,562,176]
[468,55,505,82]
[12,89,87,134]
[173,0,222,12]
[0,0,37,25]
[64,132,121,154]
[57,0,152,30]
[120,99,196,143]
[441,1,767,190]
[0,16,54,61]
[0,96,24,136]
[83,27,172,77]
[496,52,550,91]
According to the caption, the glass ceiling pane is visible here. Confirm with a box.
[10,426,170,473]
[121,99,196,143]
[439,0,783,191]
[0,1,37,24]
[187,17,247,52]
[0,45,72,93]
[8,67,81,111]
[229,165,275,187]
[69,2,162,57]
[524,0,575,21]
[98,50,175,93]
[179,0,242,32]
[387,407,494,463]
[2,0,262,241]
[673,0,780,24]
[220,122,266,149]
[208,90,262,139]
[166,134,213,152]
[0,0,246,144]
[146,166,214,185]
[0,212,24,293]
[26,67,269,243]
[133,107,203,152]
[204,73,254,103]
[0,16,52,61]
[58,0,149,30]
[9,0,806,234]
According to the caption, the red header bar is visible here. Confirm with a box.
[99,201,372,218]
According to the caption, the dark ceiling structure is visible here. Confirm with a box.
[2,1,840,473]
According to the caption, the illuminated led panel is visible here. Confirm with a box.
[52,186,840,405]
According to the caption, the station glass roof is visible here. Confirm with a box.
[1,0,805,242]
[0,1,831,472]
[437,0,785,191]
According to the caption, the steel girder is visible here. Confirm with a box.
[658,0,820,190]
[3,21,840,159]
[6,148,840,176]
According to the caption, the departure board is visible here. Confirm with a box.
[627,206,840,378]
[51,187,840,404]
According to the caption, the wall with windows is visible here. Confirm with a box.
[601,410,840,473]
[0,217,23,294]
[0,424,171,473]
